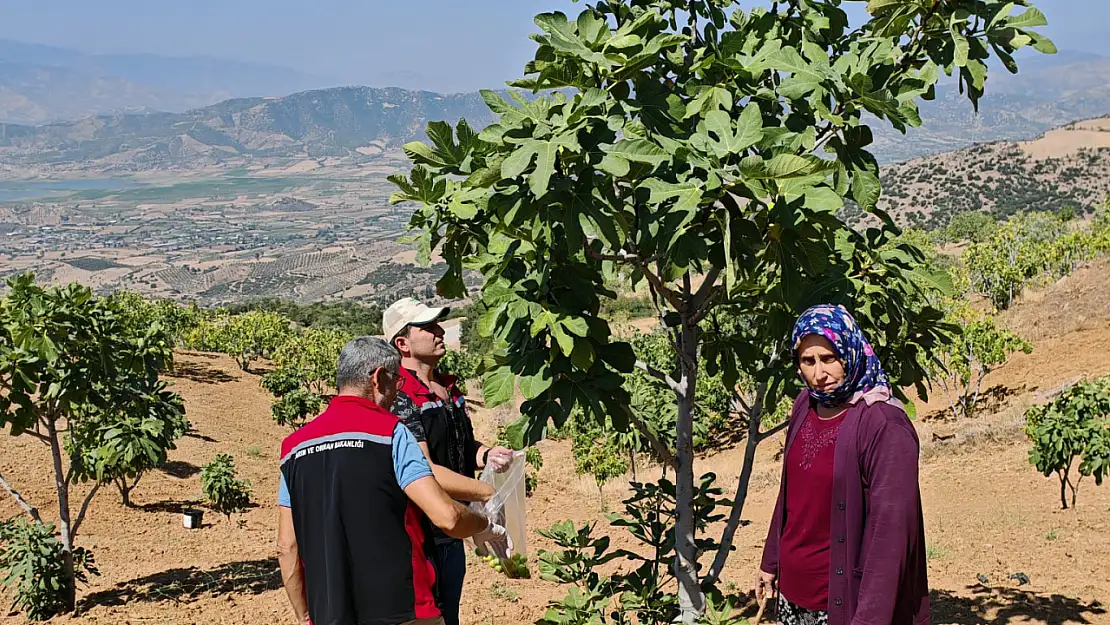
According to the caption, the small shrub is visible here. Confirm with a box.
[201,454,253,519]
[0,519,98,621]
[571,422,627,508]
[1025,377,1110,508]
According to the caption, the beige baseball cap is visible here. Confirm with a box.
[383,297,450,342]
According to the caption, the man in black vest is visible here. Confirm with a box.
[277,336,509,625]
[384,298,516,625]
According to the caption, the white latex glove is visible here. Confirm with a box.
[473,517,513,560]
[485,446,515,474]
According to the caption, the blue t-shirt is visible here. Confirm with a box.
[279,422,432,507]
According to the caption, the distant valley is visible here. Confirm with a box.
[3,49,1110,306]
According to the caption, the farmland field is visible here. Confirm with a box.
[0,159,451,307]
[3,257,1110,625]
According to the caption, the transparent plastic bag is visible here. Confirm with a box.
[469,450,529,577]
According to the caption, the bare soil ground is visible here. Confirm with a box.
[5,262,1110,624]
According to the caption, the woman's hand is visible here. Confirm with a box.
[755,569,777,604]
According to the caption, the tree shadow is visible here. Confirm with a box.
[921,384,1025,422]
[136,499,204,514]
[80,558,281,609]
[977,383,1025,414]
[160,460,200,479]
[170,361,237,385]
[931,585,1106,625]
[177,350,222,360]
[184,430,218,443]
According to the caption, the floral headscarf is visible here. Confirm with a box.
[792,304,893,408]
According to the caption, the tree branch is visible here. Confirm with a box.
[690,266,721,311]
[893,0,945,77]
[758,419,790,442]
[635,360,687,398]
[619,404,677,470]
[704,385,767,586]
[640,263,685,313]
[0,470,44,525]
[583,241,684,312]
[71,482,101,538]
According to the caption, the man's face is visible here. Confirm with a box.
[396,322,447,361]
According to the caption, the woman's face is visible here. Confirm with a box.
[797,334,846,394]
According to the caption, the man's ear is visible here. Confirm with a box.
[369,367,387,394]
[392,335,408,356]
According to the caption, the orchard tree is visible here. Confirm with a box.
[1025,377,1110,509]
[959,211,1067,310]
[261,328,350,428]
[272,327,351,395]
[390,0,1052,619]
[68,382,188,507]
[932,299,1031,420]
[0,274,183,615]
[191,310,292,372]
[106,290,202,348]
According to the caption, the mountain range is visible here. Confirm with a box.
[0,87,498,172]
[2,48,1110,172]
[871,51,1110,161]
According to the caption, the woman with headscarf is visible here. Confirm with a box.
[755,305,929,625]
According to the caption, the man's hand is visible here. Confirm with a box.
[755,569,777,604]
[473,517,513,560]
[485,446,515,473]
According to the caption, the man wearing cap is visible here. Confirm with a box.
[276,336,510,625]
[384,297,516,625]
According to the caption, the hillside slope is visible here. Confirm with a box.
[876,117,1110,228]
[3,261,1110,624]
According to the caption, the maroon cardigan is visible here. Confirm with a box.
[760,394,929,625]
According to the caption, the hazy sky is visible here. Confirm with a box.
[0,0,1104,93]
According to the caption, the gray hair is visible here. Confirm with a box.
[335,336,400,391]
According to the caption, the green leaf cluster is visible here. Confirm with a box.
[536,475,734,625]
[226,297,383,336]
[389,0,1052,444]
[1025,377,1110,509]
[200,454,253,519]
[439,348,482,395]
[0,519,98,622]
[106,291,203,351]
[958,209,1110,310]
[186,310,292,372]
